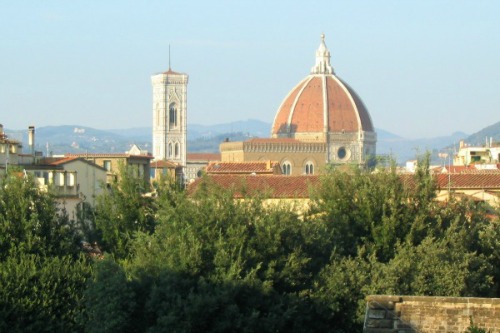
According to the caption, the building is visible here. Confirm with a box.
[185,153,221,183]
[66,152,153,184]
[22,156,107,220]
[453,140,500,166]
[0,124,23,171]
[188,174,319,215]
[150,159,183,183]
[220,34,377,175]
[151,65,189,175]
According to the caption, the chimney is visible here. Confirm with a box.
[28,126,35,163]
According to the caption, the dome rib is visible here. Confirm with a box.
[327,75,362,132]
[288,76,322,133]
[271,77,309,135]
[339,79,374,132]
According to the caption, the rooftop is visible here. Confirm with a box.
[188,174,319,199]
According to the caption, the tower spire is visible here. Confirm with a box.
[311,33,334,74]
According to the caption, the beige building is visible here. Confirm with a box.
[23,157,107,220]
[150,159,183,183]
[220,34,377,175]
[66,152,153,184]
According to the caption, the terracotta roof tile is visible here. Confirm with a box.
[290,76,324,133]
[339,79,373,132]
[188,174,319,199]
[435,173,500,189]
[40,157,80,166]
[401,173,500,190]
[272,78,306,134]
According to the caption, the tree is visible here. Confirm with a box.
[0,169,93,331]
[81,257,135,333]
[0,252,91,333]
[110,182,336,332]
[0,169,79,259]
[94,164,156,259]
[81,159,499,332]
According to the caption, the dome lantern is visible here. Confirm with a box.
[311,33,334,75]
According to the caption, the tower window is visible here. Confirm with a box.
[168,143,172,157]
[175,143,180,158]
[169,103,178,128]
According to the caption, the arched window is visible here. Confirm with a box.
[282,162,292,176]
[305,162,314,175]
[175,143,180,158]
[169,103,178,129]
[168,143,172,157]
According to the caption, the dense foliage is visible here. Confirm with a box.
[0,170,92,332]
[0,157,498,332]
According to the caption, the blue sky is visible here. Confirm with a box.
[1,1,499,138]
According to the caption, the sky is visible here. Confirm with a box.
[1,1,499,139]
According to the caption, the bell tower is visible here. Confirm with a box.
[151,65,188,171]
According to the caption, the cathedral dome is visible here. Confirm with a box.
[271,34,374,140]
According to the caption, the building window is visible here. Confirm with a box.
[103,160,112,171]
[168,143,173,157]
[169,103,178,129]
[56,172,65,187]
[282,162,292,175]
[338,147,347,160]
[305,162,314,175]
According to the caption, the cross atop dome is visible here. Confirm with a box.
[311,33,334,75]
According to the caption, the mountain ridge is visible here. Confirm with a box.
[5,119,499,164]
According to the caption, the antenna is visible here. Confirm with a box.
[168,44,171,70]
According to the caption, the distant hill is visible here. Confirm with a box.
[188,119,270,140]
[462,121,500,146]
[7,125,151,155]
[377,131,469,163]
[5,119,499,164]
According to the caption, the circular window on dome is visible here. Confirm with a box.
[337,147,347,160]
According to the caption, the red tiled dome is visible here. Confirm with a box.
[272,35,374,138]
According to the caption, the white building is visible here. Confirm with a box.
[454,140,500,166]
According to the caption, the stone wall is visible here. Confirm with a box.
[364,295,500,333]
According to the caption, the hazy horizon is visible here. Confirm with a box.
[2,1,499,139]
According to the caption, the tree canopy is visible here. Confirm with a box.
[1,158,498,332]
